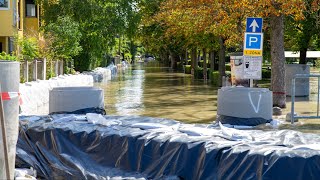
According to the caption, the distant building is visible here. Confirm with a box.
[285,51,320,58]
[0,0,40,54]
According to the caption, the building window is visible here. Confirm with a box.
[26,0,36,17]
[0,0,9,9]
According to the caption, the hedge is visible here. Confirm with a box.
[262,69,271,79]
[210,71,231,86]
[184,65,191,74]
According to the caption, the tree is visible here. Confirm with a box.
[285,0,320,64]
[38,0,142,71]
[43,16,82,61]
[153,0,305,107]
[253,1,304,108]
[15,35,39,61]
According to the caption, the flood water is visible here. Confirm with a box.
[95,63,320,133]
[95,63,218,124]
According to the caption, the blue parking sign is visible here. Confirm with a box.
[244,33,263,50]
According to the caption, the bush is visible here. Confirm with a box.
[262,69,271,79]
[225,64,231,71]
[199,60,204,67]
[211,71,220,86]
[194,67,210,79]
[16,36,39,61]
[0,52,17,61]
[315,59,320,68]
[184,65,191,74]
[210,71,231,86]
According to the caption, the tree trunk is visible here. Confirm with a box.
[191,48,197,76]
[219,37,226,86]
[185,49,188,65]
[210,50,216,71]
[270,14,286,108]
[169,50,178,70]
[209,50,216,71]
[203,48,207,80]
[299,48,307,64]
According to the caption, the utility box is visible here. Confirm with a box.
[285,64,310,97]
[49,87,104,114]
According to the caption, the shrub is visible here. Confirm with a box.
[199,60,204,67]
[315,59,320,68]
[184,65,191,74]
[225,64,231,71]
[211,71,220,86]
[262,69,271,79]
[194,67,210,79]
[210,71,231,86]
[0,52,17,61]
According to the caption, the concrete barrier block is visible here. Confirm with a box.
[49,87,104,114]
[217,87,272,122]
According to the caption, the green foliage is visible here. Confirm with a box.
[43,16,82,61]
[225,64,231,71]
[210,71,231,86]
[194,67,209,79]
[38,0,142,71]
[315,59,320,68]
[0,52,17,61]
[184,65,191,74]
[20,76,26,83]
[262,69,271,79]
[210,71,220,87]
[16,36,39,61]
[284,1,320,64]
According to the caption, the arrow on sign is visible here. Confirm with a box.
[249,19,259,32]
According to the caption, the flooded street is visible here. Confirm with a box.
[96,63,320,133]
[96,63,218,124]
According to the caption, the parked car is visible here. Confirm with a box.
[141,55,155,62]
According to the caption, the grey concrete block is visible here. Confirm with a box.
[217,87,272,120]
[49,87,104,114]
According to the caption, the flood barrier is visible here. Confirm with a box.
[17,114,320,180]
[217,87,272,126]
[19,65,118,115]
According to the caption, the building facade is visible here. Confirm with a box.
[0,0,39,54]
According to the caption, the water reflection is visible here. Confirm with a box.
[115,70,145,114]
[96,64,218,123]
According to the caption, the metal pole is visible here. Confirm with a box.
[291,78,296,124]
[317,77,320,116]
[0,84,11,179]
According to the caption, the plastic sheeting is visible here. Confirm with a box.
[217,115,272,126]
[83,64,118,83]
[16,114,320,180]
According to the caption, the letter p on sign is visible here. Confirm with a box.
[244,33,263,50]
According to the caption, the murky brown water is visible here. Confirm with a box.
[96,64,320,133]
[95,63,218,124]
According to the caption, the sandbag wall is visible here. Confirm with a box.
[20,65,118,115]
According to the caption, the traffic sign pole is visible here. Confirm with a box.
[243,17,263,87]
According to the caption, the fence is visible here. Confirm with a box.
[20,59,74,83]
[291,74,320,124]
